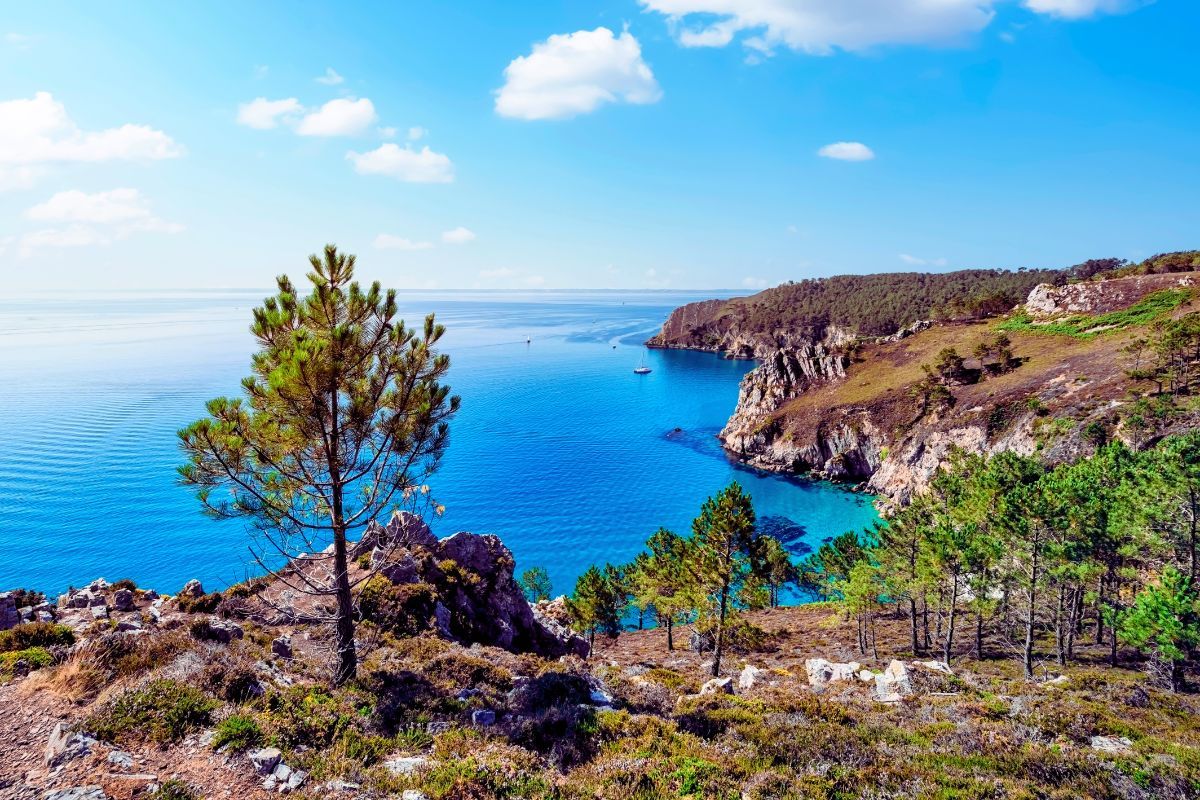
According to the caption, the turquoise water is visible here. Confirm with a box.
[0,290,879,596]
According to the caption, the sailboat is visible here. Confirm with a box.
[633,351,652,375]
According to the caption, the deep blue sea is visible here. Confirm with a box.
[0,290,879,597]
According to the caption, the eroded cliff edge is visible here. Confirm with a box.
[649,262,1200,506]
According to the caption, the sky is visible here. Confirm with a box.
[0,0,1197,292]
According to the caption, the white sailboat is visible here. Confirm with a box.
[633,350,652,375]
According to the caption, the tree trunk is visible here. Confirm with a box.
[712,580,729,677]
[975,610,984,660]
[908,598,920,656]
[1023,530,1041,680]
[943,573,958,665]
[666,617,674,652]
[328,383,357,686]
[1095,574,1106,645]
[1054,583,1066,667]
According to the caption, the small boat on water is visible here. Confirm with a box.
[633,351,652,375]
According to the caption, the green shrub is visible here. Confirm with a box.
[211,714,263,752]
[0,646,53,679]
[358,577,437,637]
[0,622,74,652]
[112,578,138,592]
[178,592,222,614]
[149,779,199,800]
[264,685,369,749]
[89,679,218,744]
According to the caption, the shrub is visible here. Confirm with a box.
[509,669,592,713]
[264,685,369,749]
[199,656,263,703]
[211,713,263,752]
[423,651,513,694]
[0,622,74,652]
[8,588,45,608]
[358,577,437,637]
[89,679,218,744]
[112,578,138,592]
[150,779,199,800]
[178,592,223,614]
[0,646,54,679]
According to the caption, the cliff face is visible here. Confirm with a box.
[652,272,1200,505]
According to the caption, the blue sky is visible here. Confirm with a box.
[0,0,1196,291]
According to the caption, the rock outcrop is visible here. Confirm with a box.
[361,512,589,659]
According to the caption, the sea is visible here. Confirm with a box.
[0,290,879,597]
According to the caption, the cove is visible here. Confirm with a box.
[0,290,880,595]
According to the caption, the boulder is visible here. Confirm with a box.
[37,610,55,623]
[700,677,735,696]
[383,756,428,776]
[357,510,438,557]
[180,579,205,599]
[532,596,573,627]
[88,593,107,608]
[203,618,244,644]
[805,658,862,688]
[379,553,421,584]
[112,589,135,612]
[88,578,109,592]
[689,629,715,653]
[272,634,293,659]
[402,792,430,800]
[914,660,953,675]
[0,592,20,631]
[249,746,282,775]
[433,532,589,659]
[43,788,109,800]
[90,605,109,621]
[45,722,97,768]
[107,750,134,769]
[739,664,764,691]
[116,618,142,632]
[1090,735,1133,754]
[471,709,497,726]
[589,688,615,706]
[874,660,913,703]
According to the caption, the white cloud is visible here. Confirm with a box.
[253,65,270,79]
[374,233,433,251]
[347,144,455,183]
[818,141,875,161]
[408,126,428,141]
[0,165,39,191]
[899,253,949,267]
[379,126,398,138]
[641,0,998,56]
[236,97,303,130]
[29,187,151,223]
[480,267,516,279]
[742,276,769,289]
[1023,0,1149,18]
[495,27,662,120]
[0,92,182,167]
[441,226,476,244]
[296,97,376,137]
[18,188,181,256]
[315,67,344,85]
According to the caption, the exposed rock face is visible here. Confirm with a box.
[360,512,590,659]
[805,659,862,688]
[1026,273,1195,317]
[433,532,589,659]
[0,592,18,631]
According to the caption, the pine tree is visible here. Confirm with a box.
[519,566,554,603]
[567,563,625,652]
[1119,567,1200,691]
[689,482,758,677]
[179,245,459,685]
[632,528,696,651]
[757,536,798,608]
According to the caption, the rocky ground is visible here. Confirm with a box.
[4,550,1200,800]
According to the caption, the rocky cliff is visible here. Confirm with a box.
[652,270,1200,505]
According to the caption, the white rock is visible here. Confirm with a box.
[250,746,282,775]
[1090,735,1133,754]
[45,722,96,768]
[914,659,953,675]
[402,792,430,800]
[805,658,862,688]
[874,660,913,703]
[738,664,764,691]
[699,677,735,695]
[43,788,109,800]
[383,756,428,776]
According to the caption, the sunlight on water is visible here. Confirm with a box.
[0,290,879,595]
